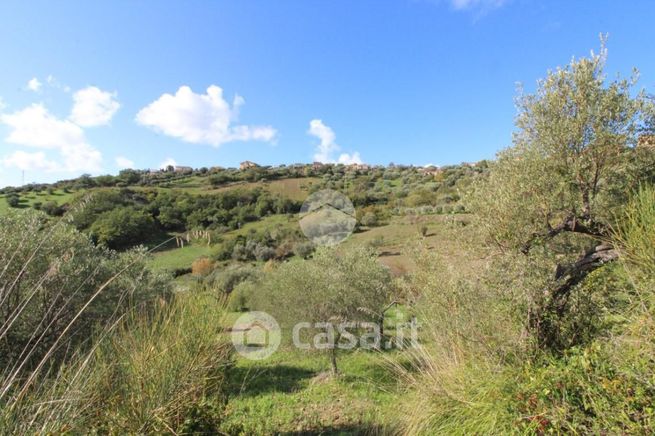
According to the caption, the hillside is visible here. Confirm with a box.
[0,162,484,278]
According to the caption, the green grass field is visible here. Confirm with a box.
[221,307,415,435]
[344,214,474,275]
[148,214,298,272]
[147,212,474,280]
[0,189,77,214]
[209,177,320,201]
[222,348,403,434]
[149,240,215,271]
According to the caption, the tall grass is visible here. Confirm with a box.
[393,186,655,434]
[1,292,232,434]
[85,291,232,433]
[390,247,525,434]
[615,184,655,279]
[0,209,233,434]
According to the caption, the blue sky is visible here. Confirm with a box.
[0,0,654,187]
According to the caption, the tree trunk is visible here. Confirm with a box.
[531,243,619,349]
[329,332,340,375]
[330,347,338,376]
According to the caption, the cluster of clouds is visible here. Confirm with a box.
[1,79,120,174]
[1,79,364,182]
[308,119,361,165]
[136,85,276,147]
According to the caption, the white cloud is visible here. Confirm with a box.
[70,86,120,127]
[337,152,362,165]
[46,75,71,93]
[136,85,276,147]
[308,119,363,164]
[309,119,339,162]
[3,104,85,149]
[2,151,58,172]
[159,157,177,169]
[1,104,102,173]
[115,156,135,169]
[449,0,508,11]
[27,77,42,92]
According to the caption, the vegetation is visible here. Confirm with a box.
[1,42,655,435]
[393,44,655,434]
[249,247,393,374]
[0,210,169,372]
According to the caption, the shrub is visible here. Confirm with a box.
[360,212,378,227]
[6,194,20,208]
[231,243,249,261]
[615,185,655,279]
[90,207,157,250]
[42,200,64,216]
[292,241,315,259]
[204,266,259,294]
[253,244,275,261]
[274,240,295,259]
[0,210,172,433]
[213,239,237,261]
[0,210,170,373]
[227,281,257,312]
[192,257,215,276]
[511,343,655,434]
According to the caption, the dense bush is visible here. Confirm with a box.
[90,207,158,250]
[360,211,378,227]
[292,241,315,259]
[41,200,65,216]
[5,194,20,208]
[0,209,171,379]
[204,265,260,294]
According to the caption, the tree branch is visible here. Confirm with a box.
[549,243,619,313]
[520,214,609,254]
[532,243,619,349]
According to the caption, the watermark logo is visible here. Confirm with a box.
[230,311,281,360]
[230,310,419,359]
[293,318,419,351]
[299,189,356,246]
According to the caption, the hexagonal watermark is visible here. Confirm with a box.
[230,311,281,360]
[299,189,356,246]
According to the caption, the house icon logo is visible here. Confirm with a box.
[299,189,356,246]
[230,311,281,360]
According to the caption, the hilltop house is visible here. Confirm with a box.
[347,163,370,172]
[419,165,441,176]
[174,166,193,173]
[240,161,259,170]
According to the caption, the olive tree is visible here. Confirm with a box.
[252,247,392,374]
[470,42,653,348]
